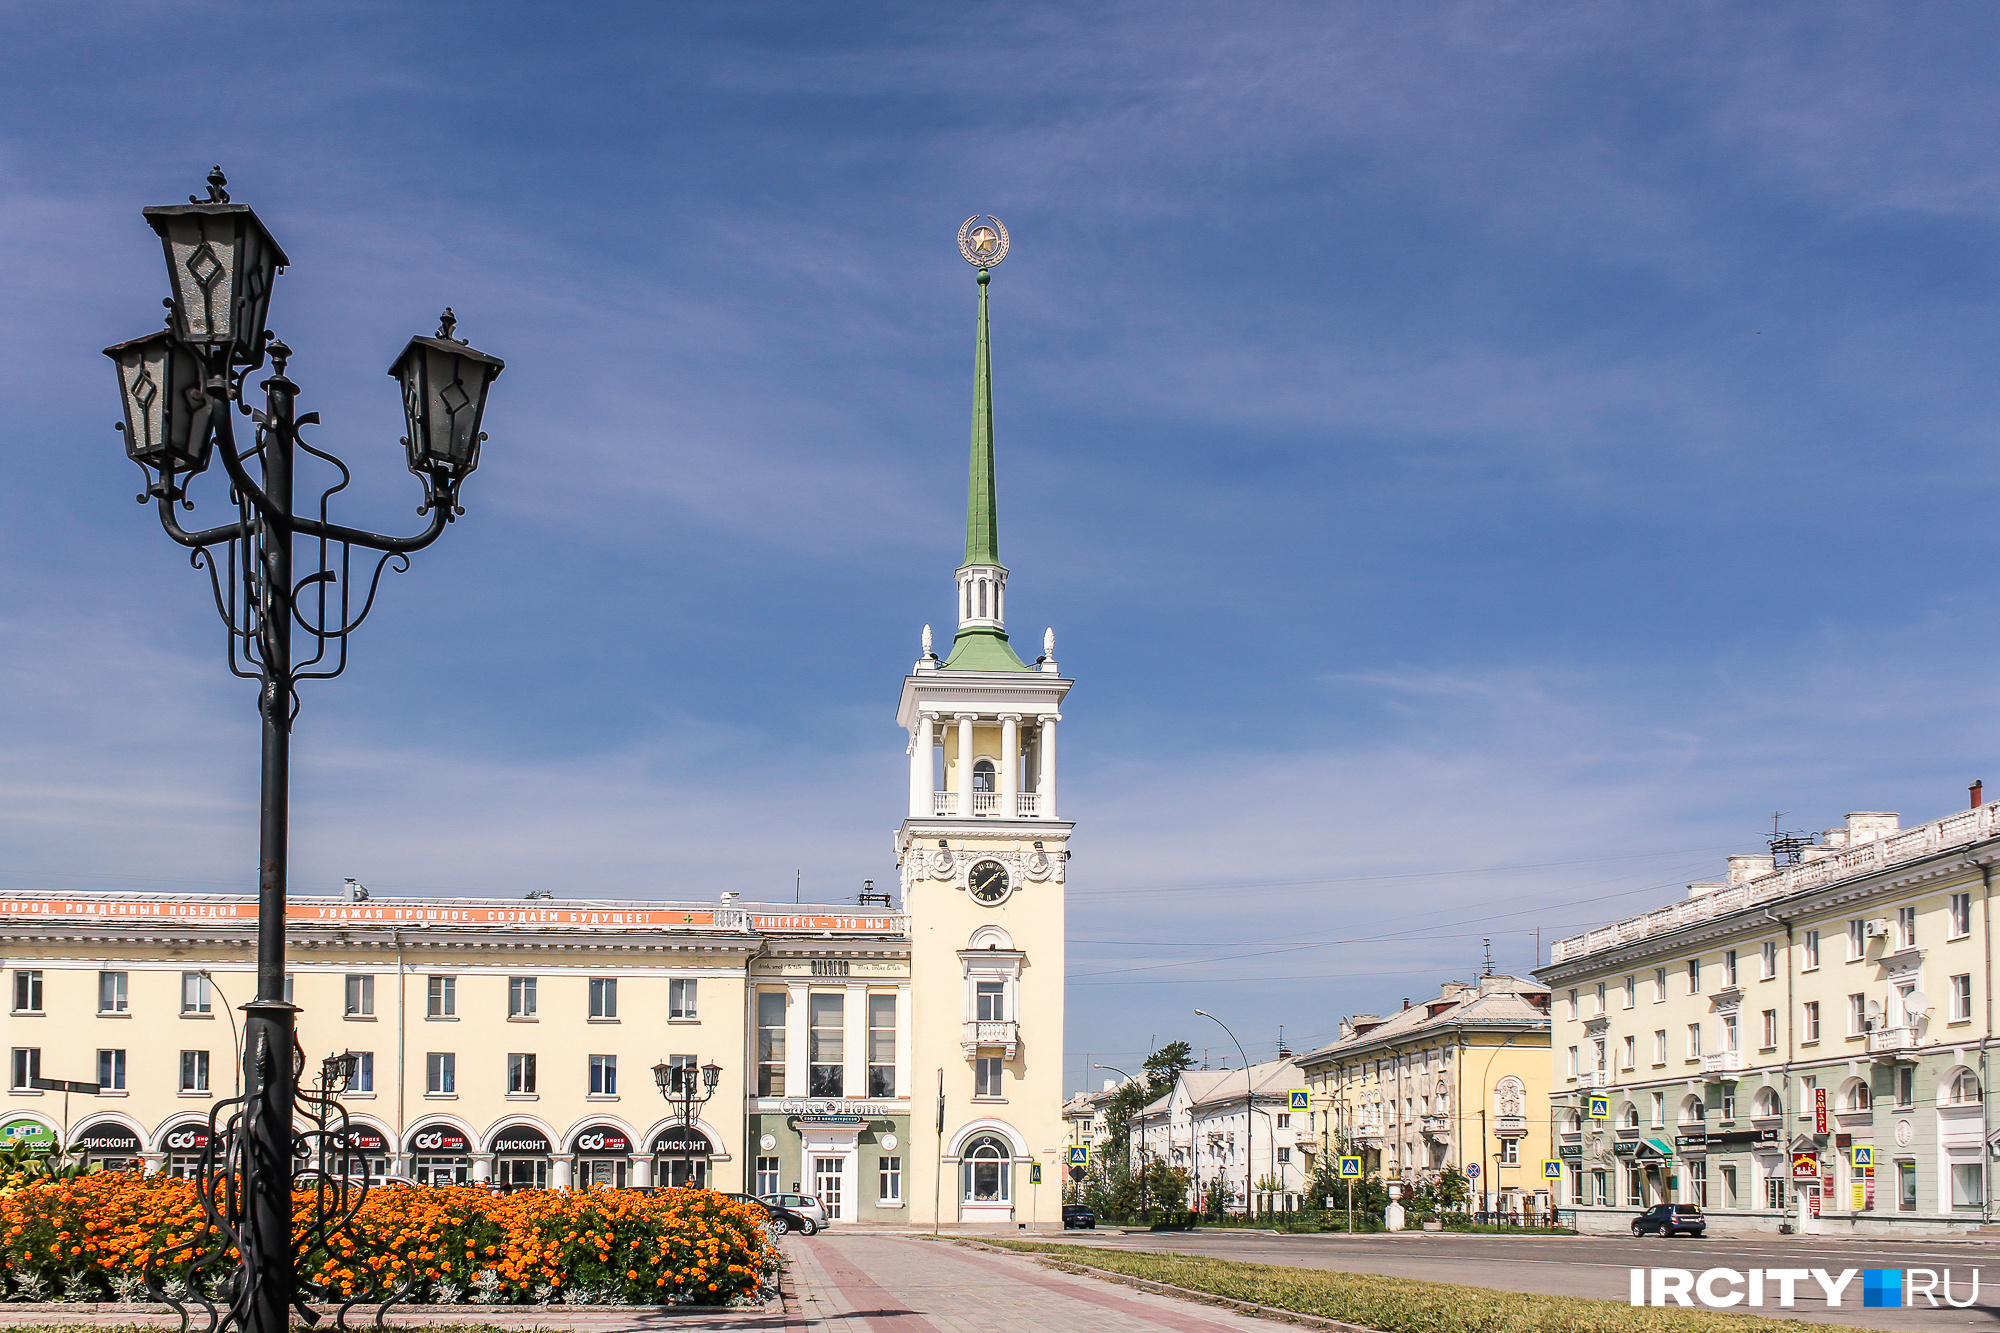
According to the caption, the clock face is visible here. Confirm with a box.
[967,859,1011,904]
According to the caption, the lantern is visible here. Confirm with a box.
[652,1060,675,1093]
[388,310,505,482]
[143,170,288,370]
[103,330,214,476]
[700,1061,723,1092]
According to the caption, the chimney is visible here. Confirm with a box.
[1973,781,1985,810]
[1402,997,1411,1010]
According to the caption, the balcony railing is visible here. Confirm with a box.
[971,791,999,815]
[933,791,958,816]
[1701,1050,1743,1074]
[1868,1025,1919,1056]
[930,791,1048,818]
[1015,792,1039,816]
[1579,1070,1610,1088]
[962,1020,1019,1058]
[1419,1114,1450,1138]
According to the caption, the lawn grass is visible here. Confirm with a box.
[963,1238,1895,1333]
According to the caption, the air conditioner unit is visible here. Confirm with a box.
[1864,919,1892,938]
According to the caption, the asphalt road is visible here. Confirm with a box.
[1032,1228,2000,1330]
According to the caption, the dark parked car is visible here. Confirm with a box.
[726,1192,817,1235]
[1062,1204,1097,1230]
[1632,1204,1706,1238]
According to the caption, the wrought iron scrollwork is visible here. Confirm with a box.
[146,1051,411,1333]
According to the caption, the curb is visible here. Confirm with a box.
[0,1300,758,1316]
[944,1239,1387,1333]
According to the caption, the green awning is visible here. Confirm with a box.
[1637,1136,1674,1161]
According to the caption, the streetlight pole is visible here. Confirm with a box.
[1196,1010,1253,1221]
[103,169,503,1333]
[653,1059,723,1188]
[1095,1063,1147,1222]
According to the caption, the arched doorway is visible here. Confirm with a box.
[408,1123,471,1184]
[573,1124,632,1188]
[652,1125,712,1188]
[490,1125,552,1191]
[71,1121,141,1172]
[157,1121,211,1178]
[960,1134,1012,1218]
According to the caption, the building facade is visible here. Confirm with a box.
[1130,1059,1309,1213]
[1296,976,1552,1218]
[0,248,1071,1227]
[1539,802,2000,1235]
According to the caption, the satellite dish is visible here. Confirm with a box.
[1905,991,1930,1019]
[1868,998,1882,1015]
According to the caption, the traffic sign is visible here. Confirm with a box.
[1851,1146,1873,1168]
[1338,1156,1361,1179]
[1543,1159,1562,1180]
[1586,1095,1610,1120]
[1466,1163,1480,1179]
[1067,1144,1089,1165]
[1029,1164,1042,1184]
[1289,1089,1309,1111]
[1068,1166,1085,1183]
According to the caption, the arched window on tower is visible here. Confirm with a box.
[962,1136,1010,1203]
[972,758,997,793]
[978,580,988,619]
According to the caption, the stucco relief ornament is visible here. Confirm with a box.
[1896,1117,1914,1147]
[929,846,956,879]
[958,215,1010,268]
[1497,1077,1526,1118]
[922,624,933,657]
[1025,847,1052,880]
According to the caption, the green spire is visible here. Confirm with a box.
[962,268,1001,570]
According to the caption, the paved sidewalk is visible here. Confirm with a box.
[784,1233,1296,1333]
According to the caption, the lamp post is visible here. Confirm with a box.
[1196,1009,1254,1221]
[653,1059,723,1188]
[1094,1063,1147,1222]
[103,168,502,1333]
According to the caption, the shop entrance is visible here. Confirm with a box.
[574,1125,631,1189]
[814,1156,845,1220]
[409,1124,471,1185]
[491,1125,553,1191]
[72,1122,141,1172]
[653,1127,712,1189]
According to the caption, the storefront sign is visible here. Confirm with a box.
[574,1127,631,1154]
[1814,1087,1828,1134]
[72,1123,141,1153]
[410,1126,470,1153]
[651,1128,713,1156]
[1613,1141,1639,1158]
[330,1127,388,1152]
[771,1101,897,1117]
[1675,1131,1708,1150]
[1792,1152,1820,1179]
[1558,1143,1584,1159]
[161,1125,211,1151]
[491,1127,553,1155]
[0,1118,55,1147]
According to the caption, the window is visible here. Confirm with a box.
[589,978,618,1019]
[1951,892,1972,939]
[1687,1157,1708,1206]
[1848,993,1867,1036]
[1650,1091,1664,1125]
[1899,1160,1918,1211]
[961,1134,1010,1203]
[878,1154,903,1203]
[1722,1013,1739,1052]
[427,976,455,1018]
[1895,1065,1914,1107]
[508,977,536,1018]
[180,973,211,1015]
[97,1049,125,1091]
[756,992,786,1097]
[665,1053,697,1093]
[1764,1176,1787,1210]
[426,1052,455,1095]
[508,1053,536,1094]
[1566,988,1577,1020]
[1594,982,1606,1015]
[1592,1037,1606,1073]
[350,1052,374,1093]
[975,1055,1004,1097]
[1566,1046,1578,1078]
[1620,1035,1635,1070]
[345,975,374,1017]
[589,1054,617,1096]
[1896,906,1917,951]
[1953,974,1973,1022]
[1687,959,1700,994]
[1653,968,1667,1002]
[284,973,294,1004]
[808,993,844,1097]
[98,972,127,1014]
[1592,1168,1609,1206]
[1720,1163,1738,1208]
[179,1050,209,1093]
[10,1048,38,1090]
[12,971,42,1014]
[1760,941,1777,980]
[1724,950,1738,987]
[1622,1101,1641,1129]
[755,1156,781,1196]
[1803,930,1820,970]
[972,757,996,792]
[1847,919,1865,960]
[1652,1030,1667,1065]
[1948,1069,1981,1104]
[976,982,1005,1022]
[1719,1086,1735,1120]
[1844,1078,1869,1112]
[1953,1162,1984,1208]
[669,979,697,1020]
[868,994,896,1097]
[1803,1001,1821,1042]
[1626,1165,1643,1206]
[1761,1009,1778,1048]
[1686,1023,1701,1059]
[1623,975,1636,1008]
[1497,1139,1517,1165]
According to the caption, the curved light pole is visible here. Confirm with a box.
[1095,1063,1149,1221]
[653,1059,723,1188]
[104,168,503,1333]
[1196,1009,1253,1219]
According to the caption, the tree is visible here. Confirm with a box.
[1144,1041,1195,1091]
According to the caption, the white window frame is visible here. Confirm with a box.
[1953,974,1973,1022]
[426,1052,456,1095]
[508,976,537,1019]
[1950,892,1972,940]
[345,974,374,1017]
[1760,941,1777,980]
[589,977,618,1020]
[98,971,128,1015]
[180,972,211,1015]
[427,975,455,1018]
[669,978,697,1020]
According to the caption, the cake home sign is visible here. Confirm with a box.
[1631,1268,1980,1309]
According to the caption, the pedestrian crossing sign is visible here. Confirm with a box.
[1289,1089,1309,1111]
[1067,1145,1089,1165]
[1586,1095,1611,1120]
[1338,1156,1361,1178]
[1851,1146,1872,1167]
[1543,1159,1562,1180]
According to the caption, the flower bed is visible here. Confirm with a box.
[0,1174,774,1307]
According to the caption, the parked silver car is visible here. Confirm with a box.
[760,1192,830,1229]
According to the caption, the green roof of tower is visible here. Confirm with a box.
[962,268,1001,571]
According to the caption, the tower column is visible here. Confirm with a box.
[999,713,1020,816]
[954,712,977,816]
[911,712,936,817]
[1036,713,1059,819]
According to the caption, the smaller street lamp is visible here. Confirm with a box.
[653,1059,723,1189]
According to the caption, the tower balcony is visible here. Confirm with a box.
[932,791,1045,818]
[962,1020,1019,1058]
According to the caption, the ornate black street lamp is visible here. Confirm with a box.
[102,168,503,1333]
[653,1059,723,1188]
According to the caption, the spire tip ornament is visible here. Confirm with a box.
[958,215,1009,268]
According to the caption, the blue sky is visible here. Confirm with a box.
[5,3,2000,1094]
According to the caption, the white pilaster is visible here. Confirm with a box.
[786,981,809,1097]
[911,713,936,817]
[844,981,868,1098]
[470,1154,493,1183]
[631,1157,652,1187]
[999,714,1020,813]
[552,1157,573,1189]
[1037,713,1059,818]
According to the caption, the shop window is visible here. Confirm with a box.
[809,993,845,1096]
[1953,1161,1985,1208]
[961,1136,1010,1204]
[757,992,786,1097]
[879,1155,902,1203]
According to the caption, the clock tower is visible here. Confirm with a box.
[898,227,1072,1223]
